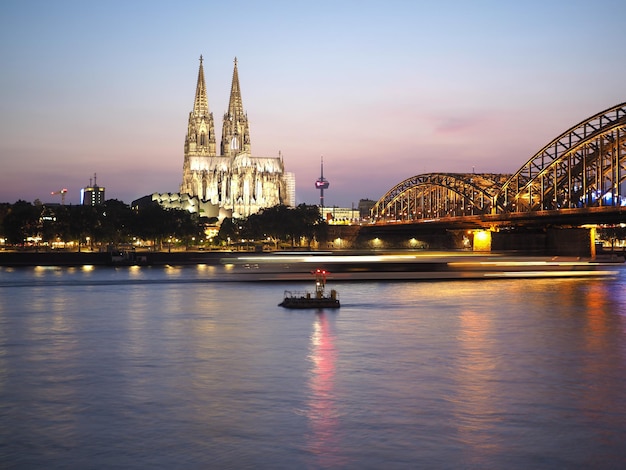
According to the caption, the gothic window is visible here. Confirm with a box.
[231,137,239,150]
[200,133,206,146]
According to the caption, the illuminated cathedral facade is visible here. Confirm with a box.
[180,56,295,218]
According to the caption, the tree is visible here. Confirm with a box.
[0,203,11,240]
[40,205,65,247]
[162,207,201,248]
[216,217,239,247]
[97,199,134,246]
[133,203,200,250]
[255,206,285,248]
[134,202,167,249]
[293,203,326,248]
[2,201,41,246]
[597,225,626,252]
[235,204,327,250]
[66,205,100,252]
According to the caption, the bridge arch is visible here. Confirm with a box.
[496,102,626,212]
[371,173,506,221]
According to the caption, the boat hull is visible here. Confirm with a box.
[278,297,340,309]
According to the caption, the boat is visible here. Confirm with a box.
[227,252,621,281]
[279,268,340,309]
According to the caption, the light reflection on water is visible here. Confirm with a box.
[305,313,347,468]
[0,265,626,468]
[452,308,500,464]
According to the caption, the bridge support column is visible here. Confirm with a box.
[589,227,597,260]
[473,230,492,252]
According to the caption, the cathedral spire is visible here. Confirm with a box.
[221,57,251,157]
[182,54,216,195]
[192,55,209,118]
[227,57,244,120]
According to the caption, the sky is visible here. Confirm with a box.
[1,0,625,208]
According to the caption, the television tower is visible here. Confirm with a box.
[314,156,330,211]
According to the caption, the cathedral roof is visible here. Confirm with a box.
[189,155,283,173]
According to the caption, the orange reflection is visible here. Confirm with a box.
[305,313,346,467]
[452,309,501,461]
[579,282,621,433]
[583,283,609,349]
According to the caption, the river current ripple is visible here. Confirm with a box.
[1,265,626,469]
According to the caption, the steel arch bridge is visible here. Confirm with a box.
[372,102,626,222]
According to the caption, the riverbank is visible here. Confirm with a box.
[0,250,232,266]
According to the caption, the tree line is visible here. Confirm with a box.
[0,200,327,251]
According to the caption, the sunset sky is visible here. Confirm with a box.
[1,0,625,207]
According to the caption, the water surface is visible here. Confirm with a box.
[1,265,625,469]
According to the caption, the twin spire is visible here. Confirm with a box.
[188,55,250,158]
[226,57,245,124]
[192,54,209,118]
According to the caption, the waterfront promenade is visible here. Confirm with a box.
[0,249,227,267]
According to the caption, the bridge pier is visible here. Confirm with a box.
[490,228,594,257]
[471,230,491,252]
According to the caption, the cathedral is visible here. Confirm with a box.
[180,56,295,218]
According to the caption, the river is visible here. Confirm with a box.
[1,264,625,469]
